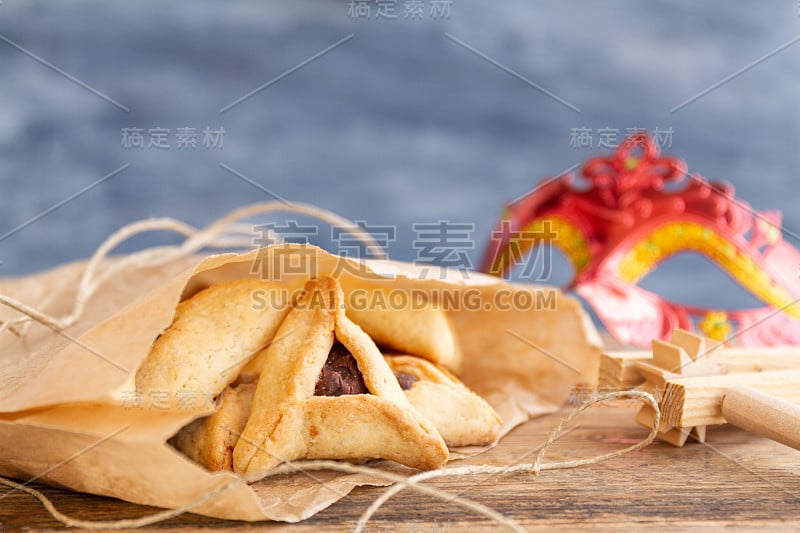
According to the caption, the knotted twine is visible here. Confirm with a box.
[0,203,660,531]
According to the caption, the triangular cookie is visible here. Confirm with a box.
[169,382,256,471]
[233,277,449,477]
[135,278,290,408]
[384,354,502,447]
[342,283,462,371]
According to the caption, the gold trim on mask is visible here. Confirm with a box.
[617,222,800,321]
[490,216,591,278]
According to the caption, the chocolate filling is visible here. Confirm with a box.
[314,343,368,396]
[395,372,417,391]
[313,343,421,396]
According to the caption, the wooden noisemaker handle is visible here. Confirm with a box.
[722,386,800,451]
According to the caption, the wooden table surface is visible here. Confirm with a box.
[2,405,799,532]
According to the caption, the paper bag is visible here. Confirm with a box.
[0,244,601,522]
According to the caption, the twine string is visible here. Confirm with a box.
[0,201,385,335]
[0,204,659,529]
[354,389,660,532]
[0,390,658,530]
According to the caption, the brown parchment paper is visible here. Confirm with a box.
[0,244,602,522]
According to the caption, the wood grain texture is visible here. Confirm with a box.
[600,346,800,391]
[598,351,649,389]
[664,369,800,427]
[1,407,799,532]
[723,386,800,451]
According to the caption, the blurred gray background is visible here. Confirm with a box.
[0,0,798,312]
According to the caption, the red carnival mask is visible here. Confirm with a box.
[481,134,800,347]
